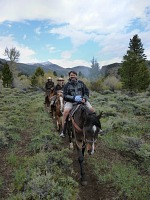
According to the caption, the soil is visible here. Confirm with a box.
[0,123,120,200]
[62,138,120,200]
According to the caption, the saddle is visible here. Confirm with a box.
[68,104,83,133]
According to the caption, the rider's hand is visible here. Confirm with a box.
[75,95,82,102]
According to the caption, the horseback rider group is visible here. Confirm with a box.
[44,71,94,138]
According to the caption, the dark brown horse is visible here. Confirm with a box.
[54,90,64,131]
[45,89,54,113]
[65,103,103,185]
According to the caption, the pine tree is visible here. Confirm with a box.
[2,62,13,87]
[90,57,101,80]
[34,67,44,77]
[119,34,150,91]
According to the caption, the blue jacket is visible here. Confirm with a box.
[63,79,89,102]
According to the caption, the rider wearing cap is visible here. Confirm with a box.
[50,77,65,106]
[54,77,65,93]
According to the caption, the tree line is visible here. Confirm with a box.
[1,34,150,92]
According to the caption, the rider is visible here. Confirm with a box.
[60,70,94,137]
[44,77,54,104]
[50,77,65,106]
[54,77,65,93]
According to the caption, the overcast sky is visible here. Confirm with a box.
[0,0,150,68]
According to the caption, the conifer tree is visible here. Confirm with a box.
[90,57,101,80]
[34,67,44,77]
[2,62,13,87]
[119,34,150,91]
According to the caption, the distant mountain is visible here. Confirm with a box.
[0,59,91,77]
[100,63,121,78]
[1,58,150,78]
[101,61,150,77]
[17,61,68,76]
[66,66,90,77]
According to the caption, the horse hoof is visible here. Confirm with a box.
[69,143,74,149]
[81,180,87,186]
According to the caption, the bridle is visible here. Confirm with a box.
[69,112,98,150]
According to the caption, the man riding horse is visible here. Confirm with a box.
[44,77,54,104]
[60,71,94,137]
[50,77,65,107]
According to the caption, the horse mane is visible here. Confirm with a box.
[80,104,101,128]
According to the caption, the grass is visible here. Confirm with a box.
[0,88,78,200]
[0,88,149,200]
[89,90,150,200]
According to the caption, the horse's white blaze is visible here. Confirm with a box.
[90,125,96,154]
[92,125,96,133]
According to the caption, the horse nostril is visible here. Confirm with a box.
[99,129,104,135]
[88,150,91,155]
[88,149,95,155]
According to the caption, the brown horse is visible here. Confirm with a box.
[48,88,56,118]
[54,90,64,131]
[65,103,104,185]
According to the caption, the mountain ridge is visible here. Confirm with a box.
[1,58,150,78]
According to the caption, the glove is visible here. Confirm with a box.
[75,95,82,102]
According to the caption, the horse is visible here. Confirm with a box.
[48,88,56,118]
[45,89,51,107]
[54,90,64,131]
[65,103,103,186]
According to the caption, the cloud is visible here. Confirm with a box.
[1,0,149,29]
[34,27,41,35]
[61,51,72,60]
[0,0,149,66]
[0,35,36,63]
[49,58,91,68]
[46,44,58,53]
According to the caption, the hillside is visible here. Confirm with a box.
[0,59,91,77]
[1,58,150,78]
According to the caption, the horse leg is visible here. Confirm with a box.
[77,147,87,186]
[56,115,60,131]
[45,96,50,112]
[67,120,74,149]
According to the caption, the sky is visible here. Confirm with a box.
[0,0,150,68]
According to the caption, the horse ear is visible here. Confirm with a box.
[97,111,103,119]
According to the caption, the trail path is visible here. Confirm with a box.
[61,137,119,200]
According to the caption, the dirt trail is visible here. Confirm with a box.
[0,113,118,200]
[61,137,119,200]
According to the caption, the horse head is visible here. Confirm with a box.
[81,107,103,155]
[73,104,103,155]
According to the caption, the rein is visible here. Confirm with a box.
[69,115,83,133]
